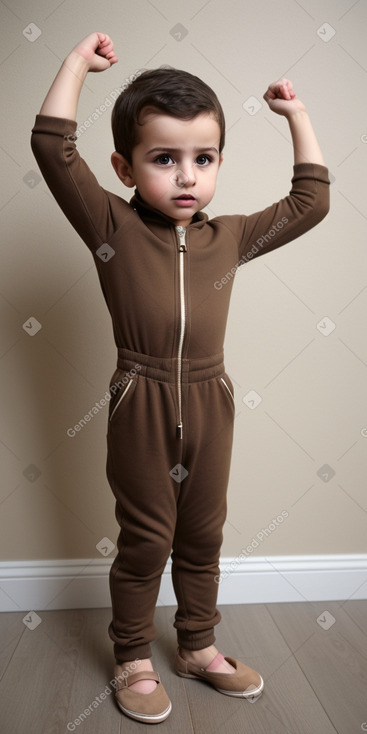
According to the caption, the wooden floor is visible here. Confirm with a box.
[0,600,366,733]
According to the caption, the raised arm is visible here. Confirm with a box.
[225,79,329,265]
[263,78,325,165]
[39,32,118,120]
[31,33,121,252]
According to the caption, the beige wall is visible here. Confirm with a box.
[1,0,366,563]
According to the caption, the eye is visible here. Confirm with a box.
[154,153,174,165]
[196,154,212,166]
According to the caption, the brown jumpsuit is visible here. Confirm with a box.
[31,115,330,663]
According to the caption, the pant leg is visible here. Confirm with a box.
[171,372,235,650]
[106,369,180,663]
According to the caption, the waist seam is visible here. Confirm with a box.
[116,348,225,383]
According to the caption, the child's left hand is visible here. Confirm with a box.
[263,78,306,117]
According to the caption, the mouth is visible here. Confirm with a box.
[173,194,196,202]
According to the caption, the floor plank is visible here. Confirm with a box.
[177,603,338,734]
[267,601,367,733]
[342,598,367,636]
[0,601,366,733]
[0,611,24,679]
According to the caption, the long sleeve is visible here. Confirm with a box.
[218,163,330,265]
[31,114,132,252]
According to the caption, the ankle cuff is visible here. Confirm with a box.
[177,630,216,651]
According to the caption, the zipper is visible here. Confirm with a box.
[175,225,187,439]
[109,378,133,421]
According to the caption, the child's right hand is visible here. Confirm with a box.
[71,33,118,72]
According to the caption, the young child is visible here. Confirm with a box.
[31,32,329,724]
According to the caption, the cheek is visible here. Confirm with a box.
[158,175,180,201]
[204,170,219,190]
[143,167,171,192]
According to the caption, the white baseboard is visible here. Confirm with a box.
[0,555,366,613]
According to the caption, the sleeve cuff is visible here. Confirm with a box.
[292,162,330,185]
[31,114,78,135]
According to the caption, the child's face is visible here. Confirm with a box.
[113,109,223,226]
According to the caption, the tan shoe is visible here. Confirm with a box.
[114,665,172,723]
[174,648,264,699]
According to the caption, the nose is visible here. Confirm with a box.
[171,164,196,189]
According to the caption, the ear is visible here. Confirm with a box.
[218,153,224,169]
[111,152,136,188]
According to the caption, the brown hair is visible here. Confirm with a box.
[111,66,225,163]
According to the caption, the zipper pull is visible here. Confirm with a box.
[176,225,187,252]
[177,422,183,440]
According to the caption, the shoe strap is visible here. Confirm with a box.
[115,670,160,691]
